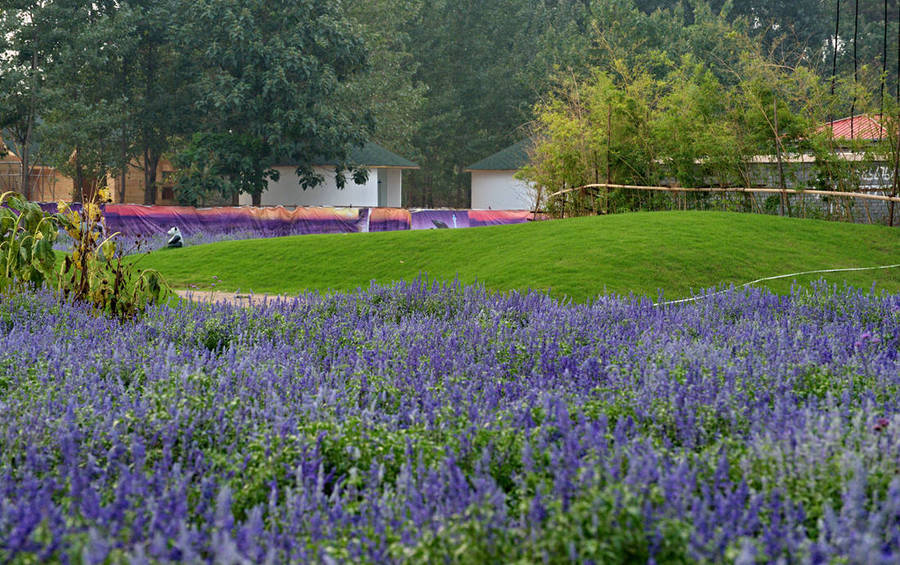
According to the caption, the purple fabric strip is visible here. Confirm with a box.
[410,210,470,230]
[34,204,539,239]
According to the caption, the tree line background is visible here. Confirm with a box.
[1,0,898,208]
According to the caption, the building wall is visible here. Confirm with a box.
[470,171,533,210]
[745,160,895,190]
[681,190,899,226]
[32,169,74,202]
[107,158,178,205]
[241,166,404,207]
[385,169,402,207]
[1,158,74,202]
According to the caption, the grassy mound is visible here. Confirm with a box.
[137,211,900,302]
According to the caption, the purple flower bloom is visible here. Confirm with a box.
[2,281,900,561]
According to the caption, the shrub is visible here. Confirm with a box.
[0,191,59,292]
[2,189,167,318]
[55,189,168,318]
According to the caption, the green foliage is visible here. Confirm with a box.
[343,0,427,159]
[179,0,372,195]
[520,65,664,215]
[36,1,135,201]
[404,0,580,207]
[395,484,692,563]
[0,2,53,201]
[653,57,743,188]
[519,35,860,214]
[173,133,280,207]
[0,0,197,204]
[401,0,896,208]
[125,0,200,204]
[731,52,830,155]
[55,191,168,318]
[0,192,59,291]
[2,0,373,205]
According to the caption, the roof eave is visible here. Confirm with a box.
[465,168,518,173]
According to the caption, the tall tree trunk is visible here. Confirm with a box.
[142,42,159,205]
[19,136,31,201]
[251,192,261,206]
[18,121,34,201]
[143,147,159,204]
[891,113,899,226]
[606,103,612,214]
[119,55,129,203]
[73,149,84,202]
[20,49,38,201]
[119,135,128,203]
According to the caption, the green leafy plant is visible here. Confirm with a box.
[55,188,168,318]
[0,191,59,292]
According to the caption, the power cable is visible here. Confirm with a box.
[851,0,859,139]
[880,0,887,141]
[654,263,900,307]
[830,0,841,129]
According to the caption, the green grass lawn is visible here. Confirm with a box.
[135,211,900,302]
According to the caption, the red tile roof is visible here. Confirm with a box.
[819,115,886,141]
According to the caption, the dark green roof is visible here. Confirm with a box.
[310,142,418,168]
[465,139,532,171]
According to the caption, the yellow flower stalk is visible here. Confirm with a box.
[85,203,101,222]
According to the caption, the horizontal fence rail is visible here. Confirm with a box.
[543,182,900,226]
[549,183,900,204]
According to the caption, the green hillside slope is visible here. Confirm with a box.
[137,212,900,302]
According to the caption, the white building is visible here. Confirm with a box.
[240,142,418,207]
[465,139,534,210]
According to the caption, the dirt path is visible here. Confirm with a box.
[173,289,303,306]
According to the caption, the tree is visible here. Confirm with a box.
[38,0,133,201]
[0,60,41,199]
[128,0,198,205]
[343,0,427,159]
[729,49,832,201]
[1,0,197,204]
[0,1,55,200]
[634,0,833,65]
[177,0,372,204]
[519,66,660,214]
[880,98,900,225]
[173,133,279,206]
[652,57,742,188]
[405,0,572,207]
[519,34,841,216]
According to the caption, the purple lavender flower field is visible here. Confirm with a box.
[2,280,900,563]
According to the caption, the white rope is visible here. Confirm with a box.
[654,263,900,307]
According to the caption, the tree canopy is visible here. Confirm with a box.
[0,0,372,204]
[0,0,897,206]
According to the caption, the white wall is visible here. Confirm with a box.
[470,171,533,210]
[385,168,402,207]
[240,166,404,207]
